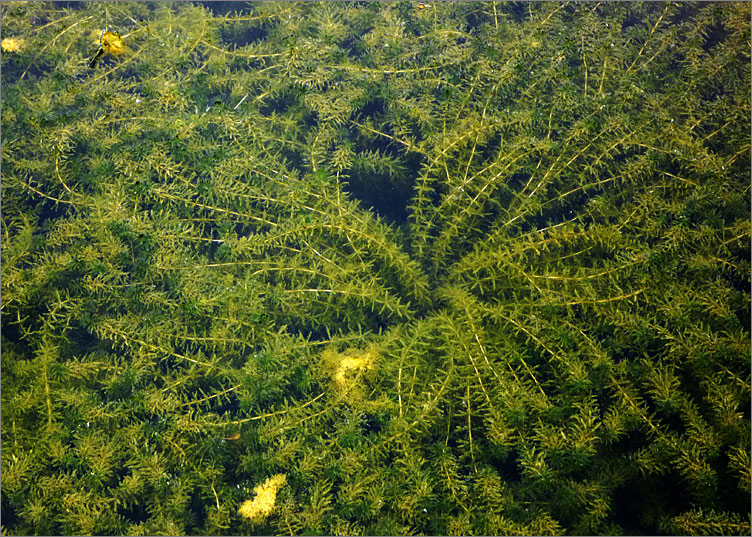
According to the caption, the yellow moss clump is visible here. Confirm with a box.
[101,32,126,55]
[322,345,377,388]
[335,355,373,385]
[238,474,287,523]
[1,37,24,53]
[89,30,126,55]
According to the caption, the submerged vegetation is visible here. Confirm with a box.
[1,1,750,535]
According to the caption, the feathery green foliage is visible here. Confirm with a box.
[2,1,750,535]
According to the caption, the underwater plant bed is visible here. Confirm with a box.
[1,2,750,535]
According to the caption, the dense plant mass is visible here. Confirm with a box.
[2,1,750,535]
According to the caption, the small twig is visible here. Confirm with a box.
[234,93,249,110]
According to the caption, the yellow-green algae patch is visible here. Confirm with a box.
[238,474,287,523]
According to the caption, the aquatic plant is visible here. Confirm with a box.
[2,1,749,535]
